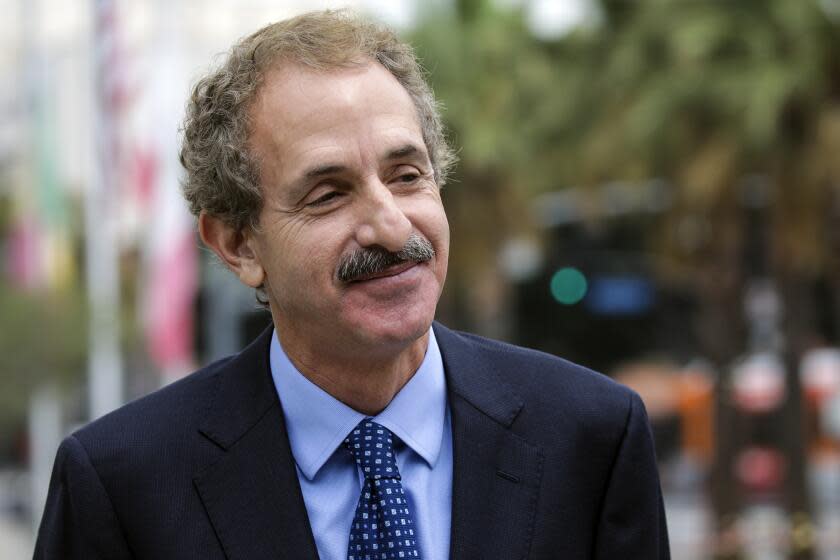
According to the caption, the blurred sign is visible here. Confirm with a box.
[800,348,840,404]
[735,447,787,494]
[732,354,786,413]
[800,348,840,452]
[584,276,655,315]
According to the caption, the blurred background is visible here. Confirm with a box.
[2,0,840,557]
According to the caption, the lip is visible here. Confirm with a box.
[350,261,419,283]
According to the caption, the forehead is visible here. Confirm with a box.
[248,61,426,182]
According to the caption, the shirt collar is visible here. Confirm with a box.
[269,328,447,481]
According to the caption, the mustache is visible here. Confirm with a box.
[337,234,435,283]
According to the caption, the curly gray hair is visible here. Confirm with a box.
[179,9,456,233]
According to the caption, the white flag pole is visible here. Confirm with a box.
[86,0,123,420]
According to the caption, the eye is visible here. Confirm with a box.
[306,190,343,207]
[396,172,420,183]
[390,166,423,185]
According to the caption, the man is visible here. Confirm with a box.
[35,10,669,559]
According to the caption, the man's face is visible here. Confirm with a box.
[245,61,450,357]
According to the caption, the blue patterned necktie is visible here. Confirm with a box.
[345,419,421,560]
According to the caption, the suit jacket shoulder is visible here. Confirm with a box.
[74,354,231,465]
[70,327,276,484]
[433,322,669,559]
[434,323,638,443]
[34,328,319,559]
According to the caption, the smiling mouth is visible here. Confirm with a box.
[349,261,419,283]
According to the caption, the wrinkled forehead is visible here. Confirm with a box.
[247,61,428,180]
[252,59,419,127]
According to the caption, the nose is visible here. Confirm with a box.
[354,180,412,252]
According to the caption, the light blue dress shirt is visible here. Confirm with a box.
[269,328,453,560]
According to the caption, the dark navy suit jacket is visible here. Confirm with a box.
[35,323,670,559]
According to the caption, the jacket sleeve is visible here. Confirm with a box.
[33,435,133,560]
[594,391,671,559]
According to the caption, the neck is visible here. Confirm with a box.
[274,326,430,416]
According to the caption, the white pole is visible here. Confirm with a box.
[85,0,123,420]
[28,384,61,536]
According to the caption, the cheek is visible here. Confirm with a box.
[427,206,450,250]
[284,224,348,282]
[413,203,449,282]
[404,195,448,234]
[438,210,450,242]
[431,208,450,278]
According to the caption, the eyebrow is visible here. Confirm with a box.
[298,144,425,180]
[384,143,424,161]
[302,163,347,180]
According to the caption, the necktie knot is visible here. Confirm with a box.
[344,419,400,481]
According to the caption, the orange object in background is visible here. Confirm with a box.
[613,363,679,419]
[678,363,716,465]
[613,360,716,464]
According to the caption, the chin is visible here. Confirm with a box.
[338,270,444,349]
[345,303,436,349]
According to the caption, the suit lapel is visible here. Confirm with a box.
[193,328,319,559]
[434,324,544,560]
[189,323,543,559]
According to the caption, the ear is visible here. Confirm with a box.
[198,211,265,288]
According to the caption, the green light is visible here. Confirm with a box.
[550,267,588,305]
